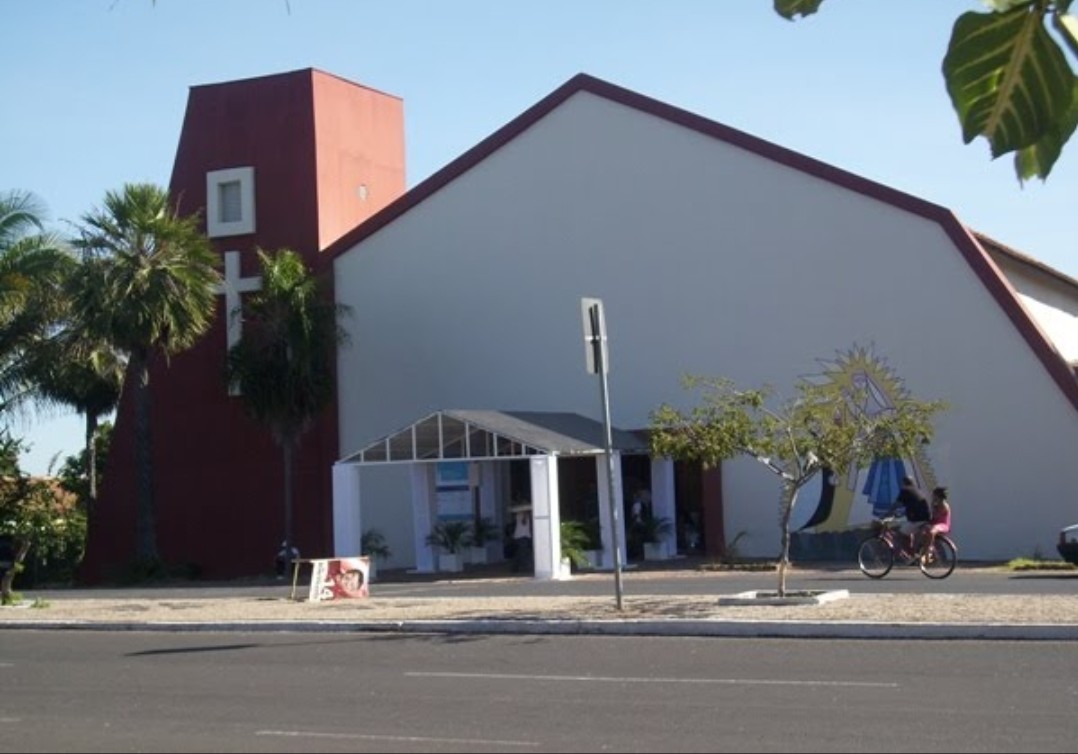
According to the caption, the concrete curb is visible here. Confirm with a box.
[4,618,1077,641]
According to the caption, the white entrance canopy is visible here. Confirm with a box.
[337,409,649,465]
[333,410,652,580]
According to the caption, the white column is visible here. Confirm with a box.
[332,462,362,557]
[411,464,436,572]
[651,457,677,558]
[530,455,565,580]
[478,461,498,561]
[478,461,497,520]
[596,453,626,569]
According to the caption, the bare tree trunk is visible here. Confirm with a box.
[1,539,31,604]
[777,482,799,598]
[85,412,98,514]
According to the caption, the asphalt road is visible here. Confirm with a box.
[1,630,1074,753]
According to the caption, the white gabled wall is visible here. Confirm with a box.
[989,252,1078,364]
[335,90,1078,565]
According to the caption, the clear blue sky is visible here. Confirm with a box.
[3,0,1076,474]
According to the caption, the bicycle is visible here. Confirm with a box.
[857,516,957,579]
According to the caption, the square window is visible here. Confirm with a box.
[206,167,255,237]
[218,181,242,223]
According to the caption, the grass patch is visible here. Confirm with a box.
[1,591,23,606]
[698,559,776,572]
[1005,557,1077,571]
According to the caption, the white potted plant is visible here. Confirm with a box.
[582,517,603,570]
[639,515,674,561]
[560,520,592,577]
[426,521,472,573]
[468,517,498,566]
[360,528,391,581]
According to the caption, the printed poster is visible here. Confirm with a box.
[307,556,370,601]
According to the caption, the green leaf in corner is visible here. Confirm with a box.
[774,0,825,22]
[943,6,1077,160]
[1015,80,1078,180]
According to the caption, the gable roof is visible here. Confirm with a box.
[325,73,1078,414]
[338,409,650,465]
[975,232,1078,293]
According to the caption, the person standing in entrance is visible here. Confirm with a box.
[511,505,533,573]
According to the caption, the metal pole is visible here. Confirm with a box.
[590,306,624,611]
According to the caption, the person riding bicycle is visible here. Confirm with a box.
[883,476,931,555]
[919,486,952,561]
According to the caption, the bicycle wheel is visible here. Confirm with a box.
[919,536,957,579]
[857,536,894,578]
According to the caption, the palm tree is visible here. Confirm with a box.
[224,248,349,566]
[28,300,125,512]
[0,190,73,418]
[72,183,220,564]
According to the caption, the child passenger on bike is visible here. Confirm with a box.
[920,486,952,562]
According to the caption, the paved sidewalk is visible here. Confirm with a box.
[3,565,1077,640]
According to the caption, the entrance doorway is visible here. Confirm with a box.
[675,460,703,554]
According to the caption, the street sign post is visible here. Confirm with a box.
[581,297,624,610]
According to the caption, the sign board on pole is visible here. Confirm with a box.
[581,297,609,374]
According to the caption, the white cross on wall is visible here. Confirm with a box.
[213,251,262,396]
[213,251,263,351]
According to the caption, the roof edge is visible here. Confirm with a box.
[326,72,960,258]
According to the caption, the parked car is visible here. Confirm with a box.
[1058,524,1078,565]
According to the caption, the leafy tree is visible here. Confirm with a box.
[649,371,945,596]
[28,263,125,513]
[57,422,114,509]
[0,432,83,604]
[224,249,349,568]
[0,190,74,418]
[71,183,220,565]
[775,0,1078,181]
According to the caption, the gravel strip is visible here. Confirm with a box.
[2,592,1077,626]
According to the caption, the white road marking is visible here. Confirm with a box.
[257,730,538,747]
[407,671,897,688]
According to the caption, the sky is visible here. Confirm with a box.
[3,0,1076,475]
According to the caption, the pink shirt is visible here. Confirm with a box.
[930,503,951,531]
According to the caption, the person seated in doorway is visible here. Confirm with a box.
[275,541,300,579]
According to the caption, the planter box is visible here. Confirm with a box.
[643,542,668,561]
[584,550,603,570]
[718,589,850,606]
[468,545,489,565]
[438,553,463,573]
[559,556,574,580]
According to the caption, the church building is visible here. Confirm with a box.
[80,68,1078,583]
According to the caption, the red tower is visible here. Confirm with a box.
[80,69,405,582]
